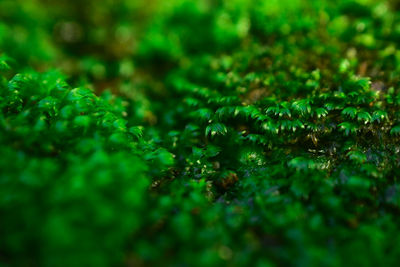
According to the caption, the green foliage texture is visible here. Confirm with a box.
[1,0,400,266]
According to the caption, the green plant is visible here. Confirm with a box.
[2,0,400,266]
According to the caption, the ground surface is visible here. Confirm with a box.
[1,0,400,266]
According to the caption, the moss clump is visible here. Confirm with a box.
[1,0,400,266]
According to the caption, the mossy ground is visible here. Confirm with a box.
[1,0,400,266]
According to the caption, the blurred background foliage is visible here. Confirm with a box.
[2,0,400,266]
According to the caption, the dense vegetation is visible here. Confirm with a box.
[1,0,400,266]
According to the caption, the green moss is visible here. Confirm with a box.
[2,0,400,266]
